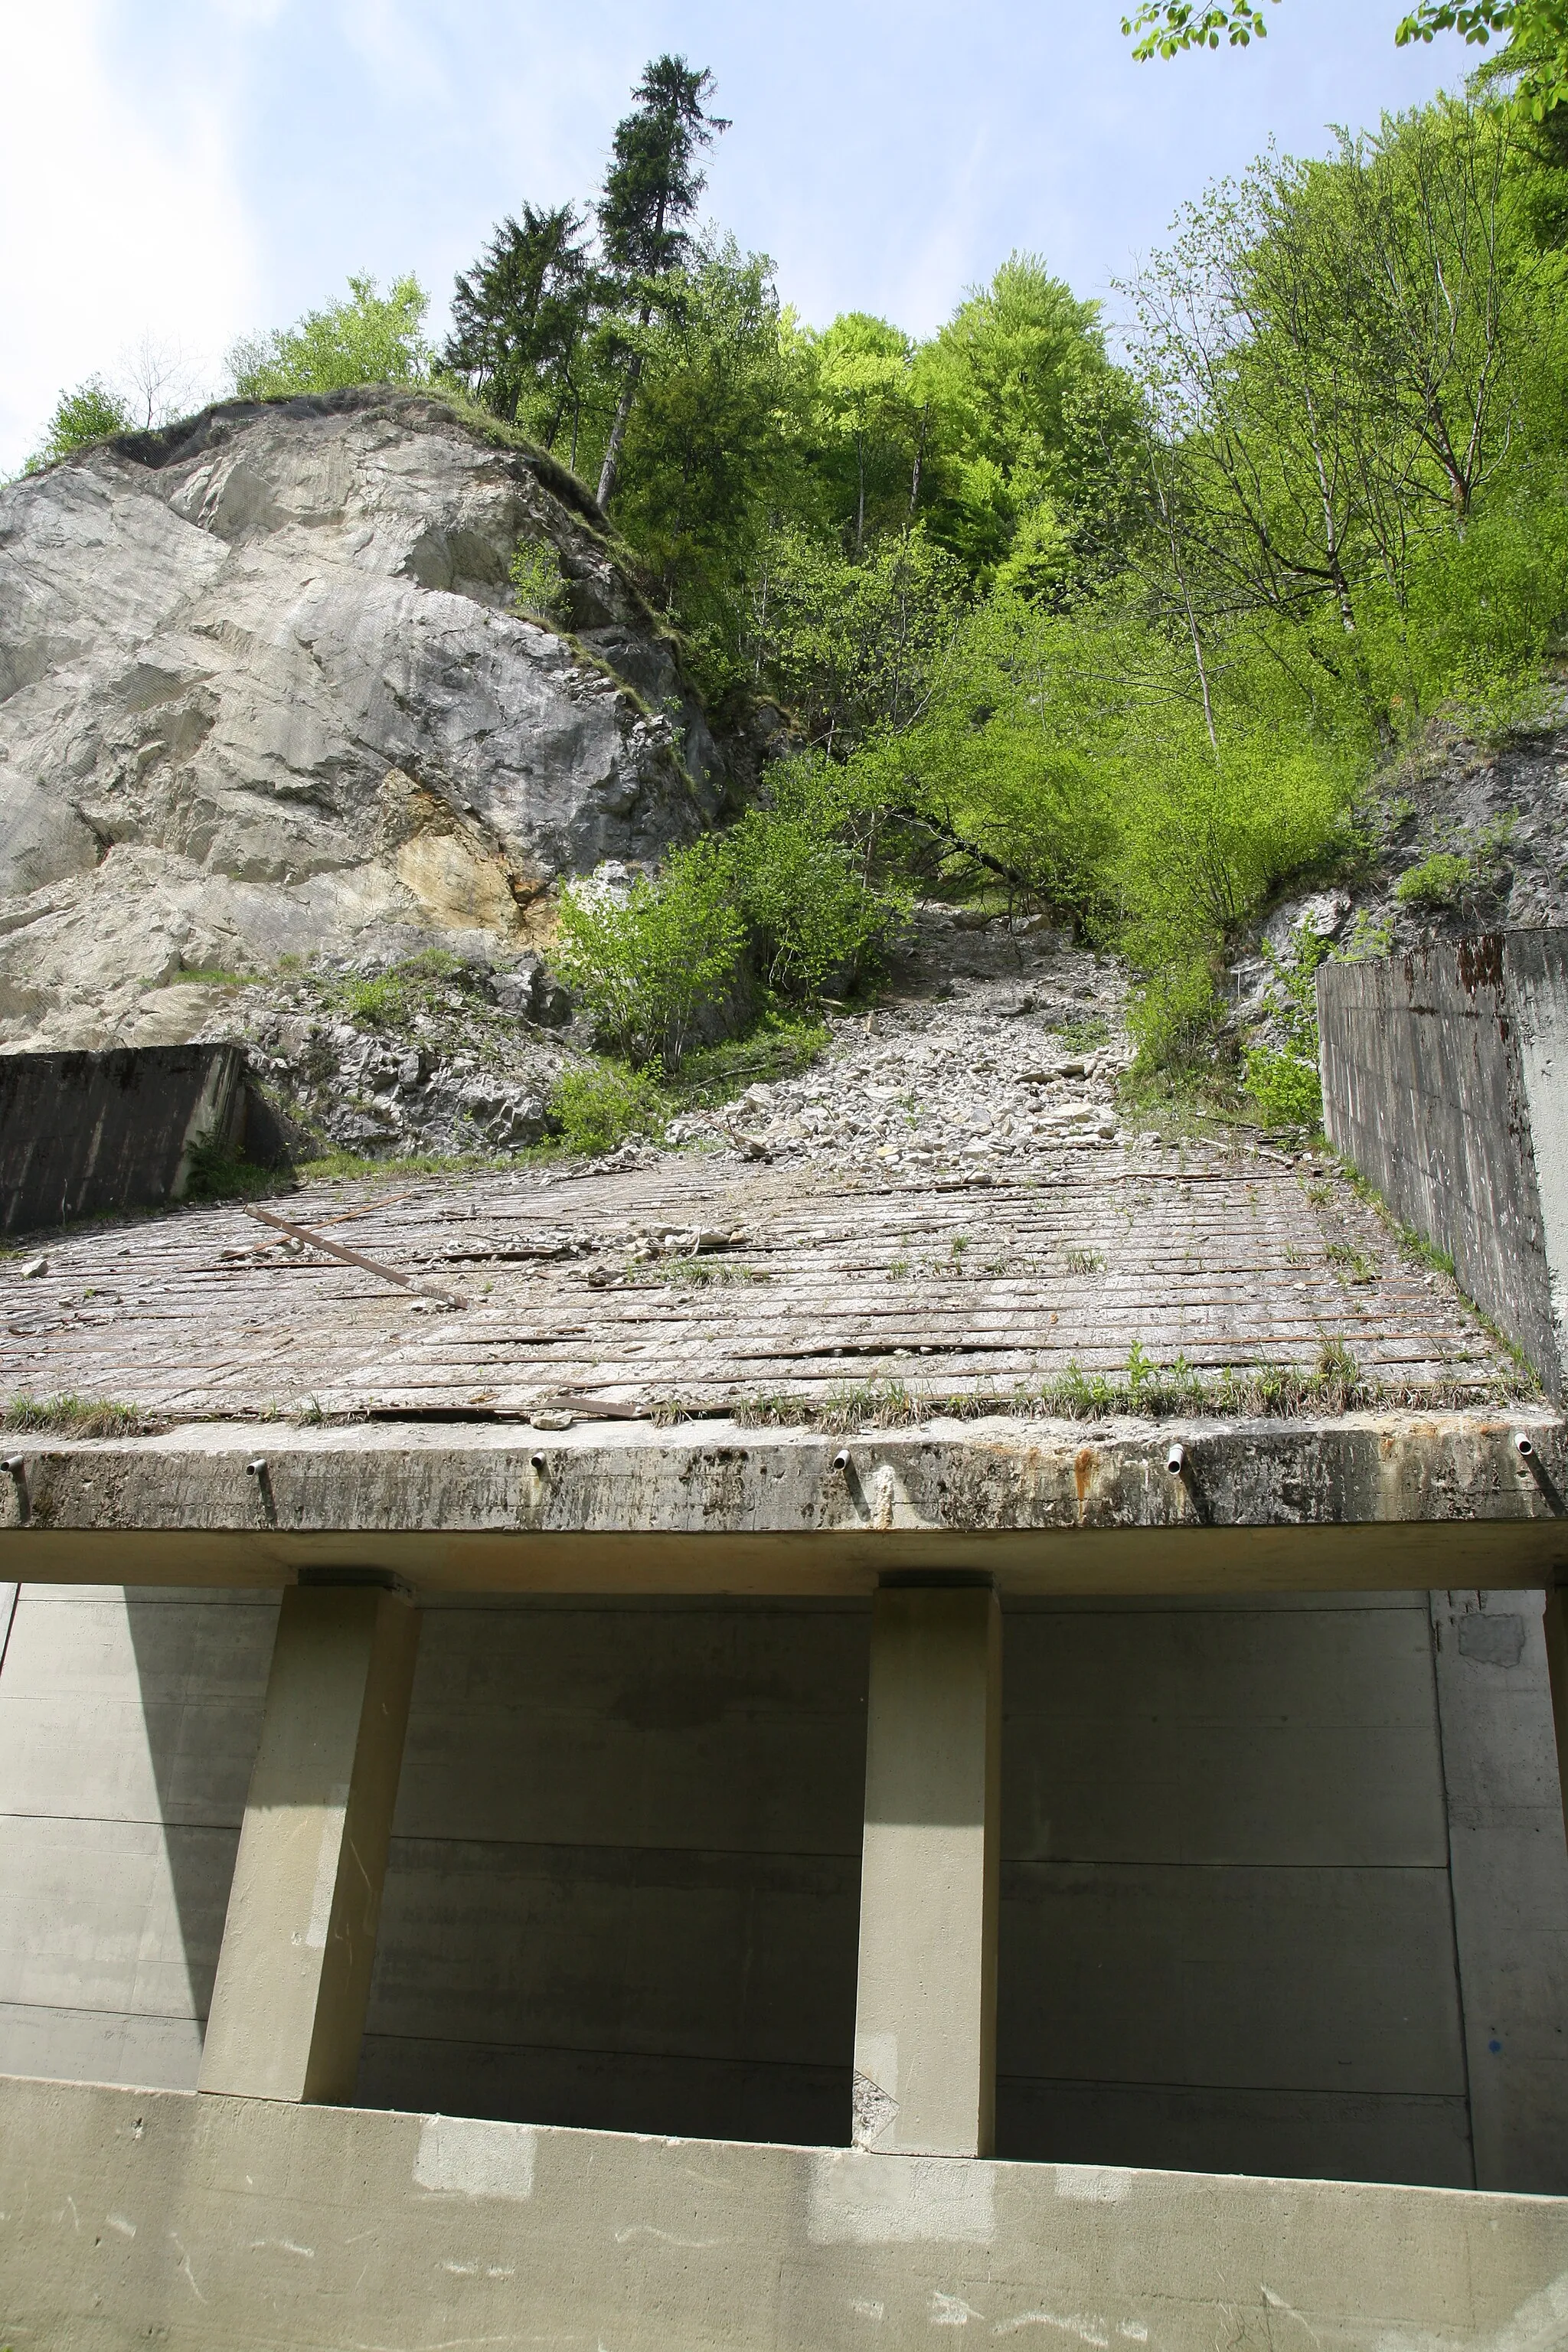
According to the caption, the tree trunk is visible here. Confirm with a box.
[596,346,643,509]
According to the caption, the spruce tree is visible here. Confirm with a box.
[593,54,727,509]
[444,204,593,461]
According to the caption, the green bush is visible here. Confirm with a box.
[1244,1045,1323,1129]
[727,759,910,998]
[511,539,569,622]
[554,838,746,1070]
[548,1062,666,1155]
[1395,851,1473,909]
[1126,957,1225,1078]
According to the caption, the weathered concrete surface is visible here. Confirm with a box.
[2,1414,1566,1593]
[0,389,726,1049]
[0,1145,1521,1424]
[1319,930,1568,1394]
[0,1043,255,1235]
[1432,1589,1568,2192]
[3,2076,1567,2351]
[854,1588,1000,2157]
[198,1586,416,2103]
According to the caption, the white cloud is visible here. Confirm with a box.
[0,0,260,470]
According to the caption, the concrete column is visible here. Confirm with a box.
[198,1583,419,2105]
[1543,1586,1568,1848]
[852,1582,1001,2157]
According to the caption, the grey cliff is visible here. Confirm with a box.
[0,387,730,1048]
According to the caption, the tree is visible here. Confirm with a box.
[593,54,728,508]
[913,253,1119,586]
[443,204,593,463]
[229,273,430,400]
[1122,2,1568,119]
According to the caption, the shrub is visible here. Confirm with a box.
[1244,1046,1322,1128]
[726,760,910,998]
[548,1062,666,1155]
[553,838,746,1070]
[1395,851,1473,909]
[1127,956,1226,1078]
[511,540,568,622]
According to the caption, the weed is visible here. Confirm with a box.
[1054,1013,1112,1054]
[1395,851,1475,909]
[1063,1246,1106,1275]
[144,966,256,991]
[296,1147,516,1182]
[641,1258,766,1288]
[2,1394,158,1438]
[887,1257,911,1279]
[1325,1242,1379,1284]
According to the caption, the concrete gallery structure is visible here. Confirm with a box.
[6,957,1568,2345]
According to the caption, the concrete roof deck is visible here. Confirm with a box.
[3,1138,1564,1586]
[0,1139,1524,1426]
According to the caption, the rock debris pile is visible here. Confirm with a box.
[667,910,1137,1176]
[207,949,574,1158]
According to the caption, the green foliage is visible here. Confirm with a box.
[547,1061,667,1154]
[26,377,133,469]
[554,838,746,1069]
[1125,1,1568,121]
[1245,1044,1323,1125]
[726,758,912,996]
[510,538,569,620]
[332,949,475,1031]
[230,273,430,400]
[1395,848,1477,904]
[183,1134,275,1202]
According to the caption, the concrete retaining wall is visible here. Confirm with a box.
[4,2076,1567,2352]
[1318,931,1568,1393]
[5,1588,1567,2189]
[0,1043,272,1235]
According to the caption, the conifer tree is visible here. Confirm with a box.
[444,204,593,462]
[593,54,727,509]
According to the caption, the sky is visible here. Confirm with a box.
[1,0,1470,475]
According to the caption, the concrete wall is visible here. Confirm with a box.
[0,1042,263,1234]
[2,1586,1567,2190]
[7,2078,1568,2352]
[1318,930,1568,1393]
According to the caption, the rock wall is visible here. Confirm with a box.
[0,388,733,1050]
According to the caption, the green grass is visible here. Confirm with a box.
[2,1394,158,1438]
[183,1135,278,1203]
[295,1145,528,1183]
[704,1335,1528,1432]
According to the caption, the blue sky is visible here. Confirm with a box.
[2,0,1467,473]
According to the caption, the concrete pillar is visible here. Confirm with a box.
[198,1583,419,2104]
[1543,1586,1568,1850]
[852,1582,1001,2157]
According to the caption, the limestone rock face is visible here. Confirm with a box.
[0,387,727,1047]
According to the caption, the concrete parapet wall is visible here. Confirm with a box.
[1318,932,1568,1393]
[0,1044,250,1235]
[2,2075,1567,2352]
